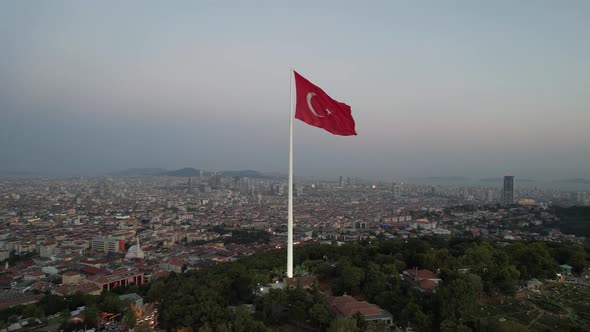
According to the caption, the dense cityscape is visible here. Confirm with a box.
[2,2,590,332]
[1,170,590,331]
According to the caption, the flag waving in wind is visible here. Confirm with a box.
[285,69,356,278]
[293,71,357,136]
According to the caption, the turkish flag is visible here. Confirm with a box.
[294,71,357,136]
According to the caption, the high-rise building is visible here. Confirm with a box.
[486,190,495,203]
[92,236,125,254]
[339,176,344,187]
[272,183,284,196]
[294,184,304,197]
[392,182,401,199]
[502,176,515,205]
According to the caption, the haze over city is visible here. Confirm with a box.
[1,1,589,181]
[3,3,590,332]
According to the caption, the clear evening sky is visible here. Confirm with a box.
[1,1,589,180]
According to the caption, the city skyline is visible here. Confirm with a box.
[2,165,589,192]
[2,3,590,331]
[2,171,588,331]
[1,1,589,180]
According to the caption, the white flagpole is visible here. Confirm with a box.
[287,68,294,278]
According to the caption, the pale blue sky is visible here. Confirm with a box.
[1,1,589,179]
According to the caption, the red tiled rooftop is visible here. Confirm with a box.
[419,279,437,290]
[167,260,185,267]
[285,276,316,287]
[327,296,386,318]
[404,268,439,280]
[79,265,108,276]
[416,269,439,279]
[339,301,382,317]
[29,281,54,292]
[55,282,101,296]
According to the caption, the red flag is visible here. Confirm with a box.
[294,71,357,136]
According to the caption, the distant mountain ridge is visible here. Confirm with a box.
[220,169,279,179]
[109,168,167,176]
[556,178,590,184]
[110,167,282,179]
[0,170,36,177]
[163,168,201,177]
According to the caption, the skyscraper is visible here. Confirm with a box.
[392,182,401,200]
[502,176,515,205]
[486,189,495,203]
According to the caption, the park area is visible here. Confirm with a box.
[477,282,590,331]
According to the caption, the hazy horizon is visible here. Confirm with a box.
[2,166,590,191]
[1,1,589,180]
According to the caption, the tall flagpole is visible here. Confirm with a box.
[287,68,294,278]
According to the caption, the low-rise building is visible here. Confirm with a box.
[326,295,394,326]
[86,270,145,291]
[62,271,84,285]
[403,268,442,292]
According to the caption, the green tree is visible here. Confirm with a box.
[147,279,165,302]
[441,319,471,332]
[328,319,360,332]
[216,323,232,332]
[381,263,400,290]
[332,261,364,295]
[232,305,252,332]
[362,263,387,301]
[374,290,405,318]
[421,248,456,272]
[366,320,390,332]
[314,262,334,281]
[294,264,308,277]
[286,287,310,321]
[495,265,520,297]
[135,322,152,332]
[439,272,482,323]
[39,294,68,315]
[22,304,45,319]
[510,242,558,280]
[98,293,124,314]
[459,241,495,288]
[68,292,92,310]
[477,318,530,332]
[261,288,287,324]
[198,323,213,332]
[401,301,431,332]
[551,244,587,274]
[243,320,267,332]
[59,309,71,325]
[353,312,368,331]
[83,307,98,328]
[309,303,332,328]
[380,262,398,277]
[122,309,136,328]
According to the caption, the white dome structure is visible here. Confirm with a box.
[125,237,145,260]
